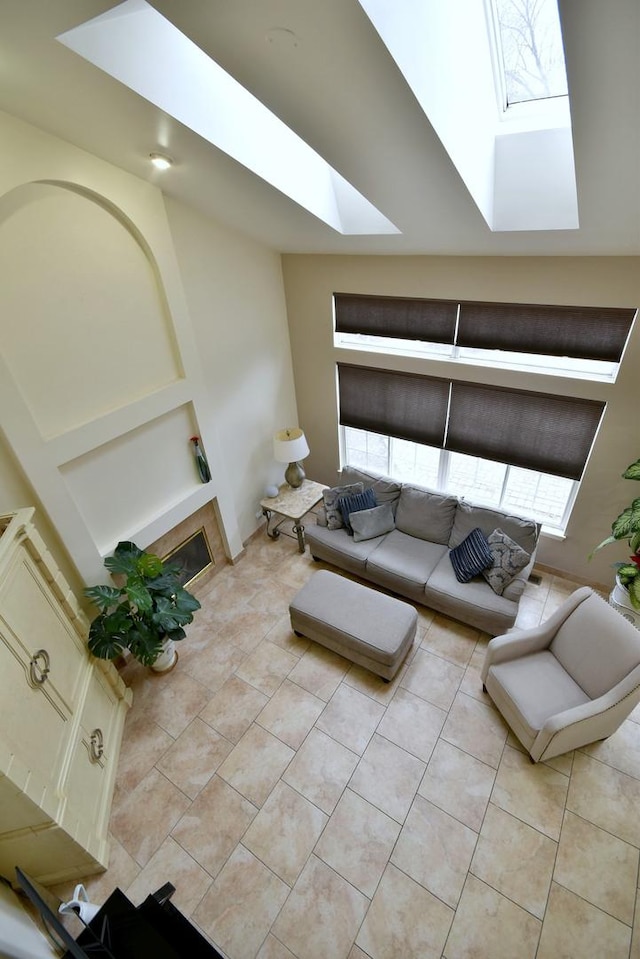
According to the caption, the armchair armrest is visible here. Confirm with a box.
[482,630,553,679]
[481,586,593,680]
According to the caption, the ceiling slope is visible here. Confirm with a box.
[0,0,638,254]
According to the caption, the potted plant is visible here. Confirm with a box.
[591,457,640,610]
[84,540,201,672]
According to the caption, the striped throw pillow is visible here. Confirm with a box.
[449,527,492,583]
[337,488,377,535]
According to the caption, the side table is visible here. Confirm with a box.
[260,480,327,553]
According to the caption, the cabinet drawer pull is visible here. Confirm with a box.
[29,649,50,687]
[89,728,104,763]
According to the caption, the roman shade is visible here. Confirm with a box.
[446,382,605,480]
[456,301,635,362]
[337,364,449,448]
[338,364,605,482]
[335,292,636,364]
[334,293,458,344]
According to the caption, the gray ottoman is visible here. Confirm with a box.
[289,570,417,681]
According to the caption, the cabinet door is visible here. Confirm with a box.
[62,667,122,852]
[0,550,86,712]
[0,625,71,794]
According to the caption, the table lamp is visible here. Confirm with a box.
[273,428,310,488]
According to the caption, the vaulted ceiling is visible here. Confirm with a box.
[1,0,638,255]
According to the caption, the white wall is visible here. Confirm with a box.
[0,110,296,583]
[163,197,299,539]
[281,254,640,588]
[0,883,58,959]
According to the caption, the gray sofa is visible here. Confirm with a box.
[305,466,540,636]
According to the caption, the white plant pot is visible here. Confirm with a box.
[150,636,178,673]
[609,575,639,628]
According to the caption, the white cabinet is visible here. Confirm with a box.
[0,509,131,885]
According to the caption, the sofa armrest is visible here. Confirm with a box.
[502,546,538,601]
[481,586,594,679]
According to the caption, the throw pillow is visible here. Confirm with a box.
[340,466,402,512]
[337,488,377,534]
[482,528,531,595]
[350,501,396,542]
[394,485,458,544]
[322,483,364,530]
[449,500,539,555]
[449,527,493,583]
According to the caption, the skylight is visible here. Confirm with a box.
[358,0,578,232]
[492,0,569,107]
[57,0,399,237]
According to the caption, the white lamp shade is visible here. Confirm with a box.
[273,428,310,464]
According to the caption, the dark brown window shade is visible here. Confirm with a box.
[456,302,635,362]
[446,382,605,480]
[334,293,458,344]
[335,291,636,363]
[338,364,605,481]
[338,364,449,448]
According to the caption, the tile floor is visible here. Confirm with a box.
[53,527,640,959]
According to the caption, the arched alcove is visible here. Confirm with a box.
[0,180,182,438]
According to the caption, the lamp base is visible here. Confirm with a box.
[285,461,306,488]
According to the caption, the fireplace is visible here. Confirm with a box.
[145,499,228,596]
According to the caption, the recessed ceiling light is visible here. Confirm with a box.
[149,152,173,170]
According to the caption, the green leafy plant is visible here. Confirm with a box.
[591,458,640,609]
[84,541,201,666]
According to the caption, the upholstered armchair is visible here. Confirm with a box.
[481,586,640,762]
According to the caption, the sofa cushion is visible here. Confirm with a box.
[487,650,590,740]
[426,552,519,636]
[366,529,447,594]
[351,501,396,542]
[449,528,493,583]
[337,488,377,533]
[482,528,531,595]
[306,524,386,575]
[340,466,402,511]
[394,485,458,545]
[449,500,539,556]
[323,483,364,530]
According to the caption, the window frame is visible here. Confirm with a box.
[340,425,578,534]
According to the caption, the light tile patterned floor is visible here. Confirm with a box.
[54,531,640,959]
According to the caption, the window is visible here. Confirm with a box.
[334,293,636,382]
[343,427,576,529]
[357,0,577,231]
[338,363,604,532]
[492,0,568,107]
